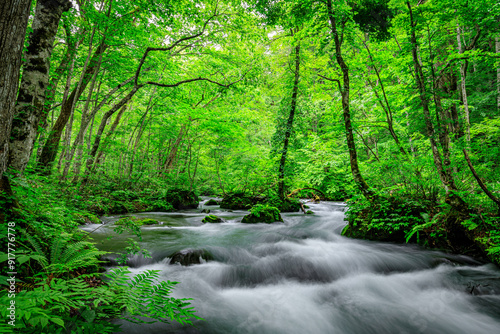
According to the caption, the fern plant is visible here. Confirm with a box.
[21,231,107,278]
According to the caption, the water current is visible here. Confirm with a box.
[81,199,500,334]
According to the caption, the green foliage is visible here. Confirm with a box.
[343,193,428,243]
[0,268,201,333]
[20,232,107,277]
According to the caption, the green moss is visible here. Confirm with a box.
[202,215,224,223]
[220,192,256,210]
[205,199,219,206]
[135,218,158,225]
[306,210,314,215]
[241,204,283,224]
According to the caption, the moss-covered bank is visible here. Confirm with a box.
[342,195,500,266]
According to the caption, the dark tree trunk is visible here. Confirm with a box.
[326,0,375,202]
[36,41,107,174]
[0,0,31,177]
[278,41,300,198]
[0,0,31,224]
[8,0,72,173]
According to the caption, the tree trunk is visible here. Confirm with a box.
[326,0,375,202]
[0,0,31,223]
[36,41,107,174]
[163,125,186,172]
[278,40,300,198]
[62,50,103,180]
[496,36,500,111]
[8,0,71,173]
[457,24,471,142]
[81,85,141,185]
[407,2,465,210]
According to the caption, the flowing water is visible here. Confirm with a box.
[81,200,500,334]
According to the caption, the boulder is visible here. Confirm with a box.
[201,209,211,213]
[202,215,224,223]
[169,249,213,266]
[205,199,219,206]
[135,218,158,225]
[306,210,314,215]
[241,205,283,224]
[220,192,260,210]
[166,188,199,209]
[115,217,158,226]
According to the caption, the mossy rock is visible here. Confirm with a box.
[306,210,314,215]
[202,215,224,223]
[151,188,199,210]
[263,196,301,212]
[205,199,219,206]
[135,218,158,225]
[169,249,214,266]
[73,212,101,225]
[115,217,157,226]
[241,205,283,224]
[201,209,211,213]
[220,192,257,210]
[146,199,174,212]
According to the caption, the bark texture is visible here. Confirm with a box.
[8,0,72,173]
[0,0,31,177]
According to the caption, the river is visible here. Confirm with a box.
[81,199,500,334]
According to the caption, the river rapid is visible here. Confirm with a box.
[81,200,500,334]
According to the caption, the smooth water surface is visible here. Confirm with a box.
[81,200,500,334]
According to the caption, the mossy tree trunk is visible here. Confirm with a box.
[8,0,71,174]
[278,38,301,199]
[36,41,108,175]
[0,0,31,223]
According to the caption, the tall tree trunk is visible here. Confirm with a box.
[278,40,300,198]
[326,0,375,202]
[163,126,186,172]
[362,39,407,156]
[88,102,129,177]
[128,109,149,177]
[62,51,103,180]
[8,0,71,173]
[456,24,471,142]
[0,0,31,223]
[496,36,500,111]
[81,85,141,185]
[36,41,107,174]
[407,2,464,209]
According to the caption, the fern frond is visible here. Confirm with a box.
[23,231,45,255]
[49,236,65,265]
[60,241,92,263]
